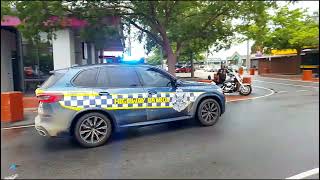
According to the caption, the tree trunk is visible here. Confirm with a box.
[190,52,194,78]
[162,36,176,76]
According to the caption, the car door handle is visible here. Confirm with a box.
[99,92,110,96]
[148,90,157,95]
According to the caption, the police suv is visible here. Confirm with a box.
[35,64,225,147]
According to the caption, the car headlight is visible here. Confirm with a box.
[216,87,223,94]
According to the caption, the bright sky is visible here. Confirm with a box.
[124,1,319,60]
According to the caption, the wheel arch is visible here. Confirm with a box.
[69,108,117,136]
[192,94,224,118]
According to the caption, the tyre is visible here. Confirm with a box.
[239,85,252,96]
[74,112,112,148]
[197,99,221,126]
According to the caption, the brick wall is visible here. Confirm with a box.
[256,56,301,75]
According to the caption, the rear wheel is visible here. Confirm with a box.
[197,99,221,126]
[74,112,112,148]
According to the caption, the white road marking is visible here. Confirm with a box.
[227,85,275,102]
[258,76,319,84]
[286,168,319,179]
[296,90,309,92]
[1,124,35,130]
[254,80,319,89]
[277,91,288,94]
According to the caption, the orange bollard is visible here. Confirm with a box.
[302,70,313,81]
[1,92,24,123]
[249,68,255,75]
[242,76,252,84]
[238,67,244,75]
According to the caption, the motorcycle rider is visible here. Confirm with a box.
[216,65,228,85]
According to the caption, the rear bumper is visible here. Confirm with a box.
[35,115,69,137]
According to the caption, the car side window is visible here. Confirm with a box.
[137,67,173,87]
[73,68,98,87]
[97,67,141,88]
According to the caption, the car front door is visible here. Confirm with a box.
[136,66,189,121]
[92,66,147,127]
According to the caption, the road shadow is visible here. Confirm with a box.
[43,119,201,151]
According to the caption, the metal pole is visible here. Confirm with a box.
[246,39,250,69]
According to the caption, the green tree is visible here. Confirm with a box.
[243,5,319,55]
[2,1,276,76]
[125,1,275,76]
[266,7,319,54]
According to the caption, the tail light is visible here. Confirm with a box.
[37,93,63,103]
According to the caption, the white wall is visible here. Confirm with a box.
[52,29,76,69]
[1,29,16,92]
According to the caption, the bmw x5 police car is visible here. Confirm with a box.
[35,64,225,147]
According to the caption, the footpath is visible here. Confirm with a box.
[259,73,319,82]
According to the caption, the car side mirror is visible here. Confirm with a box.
[173,79,182,87]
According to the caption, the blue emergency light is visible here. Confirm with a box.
[121,54,145,64]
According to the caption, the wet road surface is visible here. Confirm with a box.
[1,77,318,179]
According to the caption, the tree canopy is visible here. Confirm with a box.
[243,5,319,55]
[2,1,277,76]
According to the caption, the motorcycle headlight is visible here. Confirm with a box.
[216,87,223,94]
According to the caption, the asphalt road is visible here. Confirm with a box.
[1,76,319,179]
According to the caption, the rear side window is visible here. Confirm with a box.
[97,67,141,88]
[40,71,66,89]
[73,68,98,87]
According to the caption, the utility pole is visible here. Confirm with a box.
[246,39,251,70]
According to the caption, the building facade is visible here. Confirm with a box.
[1,16,124,94]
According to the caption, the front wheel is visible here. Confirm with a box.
[239,85,252,96]
[197,99,221,126]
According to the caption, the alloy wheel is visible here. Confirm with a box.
[79,116,108,144]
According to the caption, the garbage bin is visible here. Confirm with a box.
[249,68,255,75]
[243,76,252,84]
[302,70,312,81]
[238,67,244,75]
[1,92,24,123]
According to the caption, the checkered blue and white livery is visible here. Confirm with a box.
[59,91,204,110]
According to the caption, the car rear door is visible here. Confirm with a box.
[135,66,188,121]
[92,66,147,127]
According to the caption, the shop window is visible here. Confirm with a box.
[22,42,53,95]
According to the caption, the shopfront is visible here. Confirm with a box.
[1,15,124,95]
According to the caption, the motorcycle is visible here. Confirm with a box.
[208,70,252,96]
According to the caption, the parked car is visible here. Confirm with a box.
[35,64,225,147]
[204,65,219,72]
[176,65,193,73]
